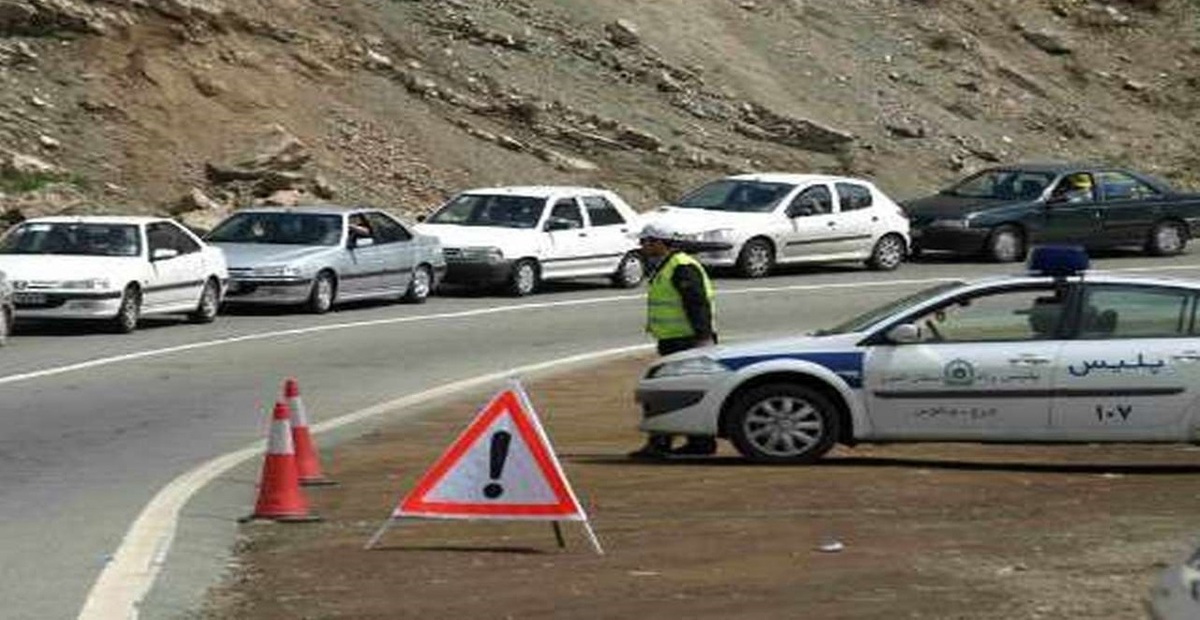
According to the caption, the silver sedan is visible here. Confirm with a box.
[206,206,445,312]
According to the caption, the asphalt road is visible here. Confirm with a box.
[2,252,1199,619]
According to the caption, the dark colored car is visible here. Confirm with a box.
[903,163,1200,262]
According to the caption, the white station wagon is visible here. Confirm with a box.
[416,186,644,296]
[0,216,228,333]
[643,173,911,277]
[637,246,1200,462]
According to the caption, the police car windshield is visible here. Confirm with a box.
[676,180,795,213]
[817,281,963,335]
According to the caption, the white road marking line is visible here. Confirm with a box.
[11,263,1200,388]
[76,343,653,620]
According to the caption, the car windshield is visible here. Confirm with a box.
[426,194,545,228]
[0,222,141,257]
[206,212,343,246]
[816,281,964,335]
[942,169,1058,200]
[675,180,796,213]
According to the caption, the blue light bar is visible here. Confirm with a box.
[1027,245,1089,277]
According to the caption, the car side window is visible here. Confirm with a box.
[547,198,584,230]
[165,222,201,254]
[348,214,374,241]
[1095,171,1160,202]
[786,185,833,217]
[835,183,873,211]
[1079,285,1194,339]
[1049,173,1096,204]
[147,223,176,255]
[364,212,412,243]
[582,195,626,226]
[907,286,1065,343]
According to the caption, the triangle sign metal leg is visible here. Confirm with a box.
[581,519,604,555]
[365,517,396,550]
[552,522,566,549]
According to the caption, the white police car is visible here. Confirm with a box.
[636,246,1200,462]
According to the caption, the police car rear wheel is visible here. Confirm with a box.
[726,383,839,464]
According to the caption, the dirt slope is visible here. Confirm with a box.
[0,0,1197,227]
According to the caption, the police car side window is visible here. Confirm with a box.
[1080,285,1193,339]
[909,287,1064,343]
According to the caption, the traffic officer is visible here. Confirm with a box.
[629,223,719,459]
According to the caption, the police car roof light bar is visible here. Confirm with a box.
[1027,245,1089,278]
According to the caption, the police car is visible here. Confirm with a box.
[636,246,1200,462]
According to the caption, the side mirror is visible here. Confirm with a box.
[544,218,578,232]
[349,236,375,249]
[150,247,180,261]
[787,205,815,218]
[885,323,921,344]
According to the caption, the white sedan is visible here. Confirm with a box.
[636,246,1200,462]
[416,186,644,296]
[642,173,911,277]
[0,216,228,333]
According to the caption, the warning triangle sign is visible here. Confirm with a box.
[393,383,587,521]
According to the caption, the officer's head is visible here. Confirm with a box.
[638,223,678,258]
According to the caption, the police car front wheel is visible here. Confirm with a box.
[725,383,840,464]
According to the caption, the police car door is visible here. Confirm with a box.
[863,283,1065,439]
[1051,283,1200,440]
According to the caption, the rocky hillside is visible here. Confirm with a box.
[0,0,1197,230]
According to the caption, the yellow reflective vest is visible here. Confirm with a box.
[646,252,715,340]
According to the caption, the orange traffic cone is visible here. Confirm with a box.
[284,378,336,486]
[244,401,319,522]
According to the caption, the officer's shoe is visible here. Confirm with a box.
[627,436,673,460]
[671,437,717,456]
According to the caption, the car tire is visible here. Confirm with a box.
[0,306,9,347]
[508,259,539,297]
[610,252,645,288]
[188,278,220,323]
[111,285,141,334]
[735,237,774,278]
[866,233,906,271]
[725,383,839,464]
[1146,220,1187,256]
[307,271,336,314]
[985,225,1025,263]
[402,264,433,304]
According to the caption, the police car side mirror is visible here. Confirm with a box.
[886,323,921,344]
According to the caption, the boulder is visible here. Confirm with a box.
[605,19,640,48]
[170,187,224,215]
[1,150,59,176]
[1022,28,1073,55]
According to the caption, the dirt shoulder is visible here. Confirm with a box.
[201,354,1200,619]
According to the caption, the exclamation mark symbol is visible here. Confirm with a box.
[483,431,511,499]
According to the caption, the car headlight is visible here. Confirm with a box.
[646,355,729,379]
[930,218,970,229]
[57,278,112,290]
[459,246,505,262]
[252,265,304,278]
[701,228,735,242]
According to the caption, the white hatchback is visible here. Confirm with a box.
[643,173,911,277]
[416,186,644,296]
[0,216,228,333]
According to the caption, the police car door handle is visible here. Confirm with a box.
[1009,354,1051,366]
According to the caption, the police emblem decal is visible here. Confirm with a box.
[943,359,975,386]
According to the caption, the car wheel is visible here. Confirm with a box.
[111,285,141,334]
[307,271,336,314]
[866,234,906,271]
[0,307,9,346]
[402,264,433,304]
[725,383,839,464]
[508,259,539,297]
[189,279,220,323]
[735,237,774,278]
[985,225,1025,263]
[1147,220,1187,256]
[610,252,645,288]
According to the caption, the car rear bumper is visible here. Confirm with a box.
[222,278,313,304]
[912,226,990,254]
